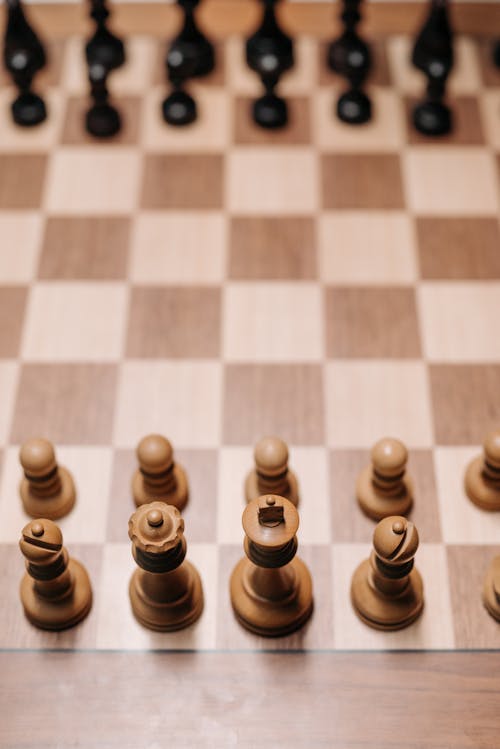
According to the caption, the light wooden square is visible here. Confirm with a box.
[227,148,318,214]
[332,543,455,650]
[0,445,113,544]
[0,89,64,152]
[223,282,323,361]
[0,362,18,446]
[318,212,417,285]
[226,35,317,96]
[62,36,156,95]
[419,282,500,362]
[325,361,434,448]
[0,213,42,282]
[45,148,141,214]
[403,148,498,215]
[434,446,500,544]
[141,87,230,151]
[113,361,222,448]
[216,446,330,545]
[479,90,500,151]
[96,542,217,650]
[130,212,227,284]
[314,88,405,151]
[21,282,128,361]
[387,35,481,95]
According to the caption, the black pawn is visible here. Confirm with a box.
[3,0,47,126]
[493,40,500,70]
[85,0,125,72]
[171,0,215,79]
[327,0,372,125]
[85,62,121,138]
[411,0,454,137]
[246,0,294,129]
[162,46,197,126]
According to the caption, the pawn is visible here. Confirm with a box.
[411,0,454,137]
[132,434,188,511]
[482,555,500,622]
[230,495,313,637]
[19,438,76,520]
[356,438,413,521]
[244,436,299,506]
[19,519,92,630]
[85,0,125,72]
[162,45,197,126]
[85,62,121,138]
[351,516,424,631]
[3,0,47,126]
[128,501,203,631]
[327,0,372,125]
[245,0,294,129]
[464,431,500,511]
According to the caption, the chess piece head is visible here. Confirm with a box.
[373,516,419,567]
[137,435,174,477]
[19,518,63,563]
[162,90,197,127]
[254,436,288,478]
[129,501,185,561]
[484,430,500,470]
[242,495,299,567]
[20,438,57,480]
[371,437,407,479]
[12,91,47,127]
[336,89,371,125]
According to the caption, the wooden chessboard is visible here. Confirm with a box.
[2,12,500,745]
[1,29,500,654]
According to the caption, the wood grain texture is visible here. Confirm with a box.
[1,651,500,748]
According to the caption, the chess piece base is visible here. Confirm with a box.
[412,100,452,137]
[253,94,288,129]
[482,556,500,622]
[337,89,371,125]
[132,463,189,511]
[351,559,424,631]
[464,456,500,511]
[20,559,92,631]
[230,557,313,637]
[356,465,413,521]
[12,92,47,127]
[86,103,121,138]
[129,560,203,632]
[20,466,76,520]
[162,91,197,126]
[244,469,299,507]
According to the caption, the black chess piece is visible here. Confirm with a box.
[411,0,454,137]
[85,62,121,138]
[327,0,372,125]
[162,45,197,126]
[85,0,125,72]
[493,40,500,69]
[246,0,294,129]
[170,0,215,79]
[3,0,47,126]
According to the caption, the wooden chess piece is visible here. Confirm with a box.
[19,519,92,630]
[411,0,454,136]
[128,501,203,631]
[351,515,424,631]
[464,431,500,511]
[86,62,121,137]
[327,0,372,124]
[482,555,500,622]
[19,438,76,520]
[85,0,125,72]
[3,0,47,126]
[162,44,197,126]
[245,0,294,129]
[230,494,313,637]
[131,434,188,511]
[356,437,413,521]
[493,40,500,70]
[244,436,299,507]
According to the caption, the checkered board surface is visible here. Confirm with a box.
[1,29,500,653]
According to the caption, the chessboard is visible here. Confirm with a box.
[1,22,500,660]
